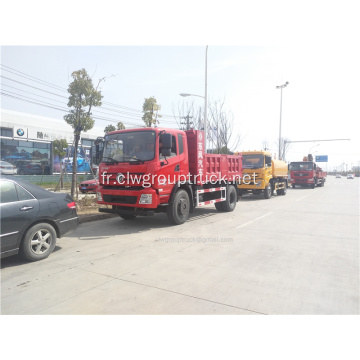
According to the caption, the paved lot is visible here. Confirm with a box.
[1,176,359,315]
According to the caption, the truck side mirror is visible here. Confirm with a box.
[161,148,171,157]
[94,137,104,145]
[160,133,172,149]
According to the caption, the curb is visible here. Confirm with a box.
[78,213,117,224]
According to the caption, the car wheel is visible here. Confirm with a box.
[20,223,57,261]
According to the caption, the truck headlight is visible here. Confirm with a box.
[97,192,103,201]
[139,194,152,204]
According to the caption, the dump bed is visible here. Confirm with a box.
[185,129,242,184]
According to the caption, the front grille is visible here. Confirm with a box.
[103,195,138,204]
[102,185,144,191]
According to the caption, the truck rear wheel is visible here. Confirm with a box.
[119,214,137,220]
[264,183,272,199]
[277,182,287,195]
[292,184,295,189]
[167,189,190,225]
[221,185,237,212]
[215,202,225,211]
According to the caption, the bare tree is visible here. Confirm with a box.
[276,137,291,161]
[208,98,241,154]
[262,139,270,151]
[172,100,202,130]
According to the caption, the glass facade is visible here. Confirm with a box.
[1,127,101,175]
[1,138,51,175]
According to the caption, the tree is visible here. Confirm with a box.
[53,139,68,190]
[172,99,201,130]
[277,137,291,161]
[117,121,125,130]
[208,98,241,154]
[104,124,116,134]
[64,68,103,198]
[142,97,161,127]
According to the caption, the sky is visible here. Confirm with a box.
[1,45,359,171]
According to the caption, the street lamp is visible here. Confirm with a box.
[308,144,320,154]
[179,46,208,152]
[276,81,289,159]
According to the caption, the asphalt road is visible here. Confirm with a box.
[1,176,359,315]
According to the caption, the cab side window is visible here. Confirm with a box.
[177,134,184,155]
[265,155,272,167]
[170,135,177,156]
[0,181,18,204]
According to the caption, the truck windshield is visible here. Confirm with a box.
[102,131,156,163]
[242,154,264,169]
[289,162,314,171]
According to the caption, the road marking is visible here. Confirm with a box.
[236,212,273,229]
[295,195,309,202]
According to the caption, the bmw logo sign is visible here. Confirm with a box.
[17,128,25,136]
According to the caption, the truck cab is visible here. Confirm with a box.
[289,161,326,188]
[237,151,288,199]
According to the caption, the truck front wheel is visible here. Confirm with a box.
[264,183,272,199]
[167,189,190,225]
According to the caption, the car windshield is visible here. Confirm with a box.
[242,154,264,169]
[102,131,156,163]
[289,162,314,171]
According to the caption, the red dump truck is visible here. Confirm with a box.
[289,155,326,189]
[96,128,242,225]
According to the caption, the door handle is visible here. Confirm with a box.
[20,206,33,211]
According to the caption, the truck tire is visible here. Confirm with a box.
[221,185,237,212]
[215,201,225,211]
[167,189,190,225]
[277,182,287,195]
[119,214,137,220]
[264,183,272,199]
[311,179,315,189]
[320,179,325,187]
[292,184,295,189]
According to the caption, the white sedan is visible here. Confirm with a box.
[0,161,17,175]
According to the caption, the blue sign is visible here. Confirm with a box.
[315,155,328,162]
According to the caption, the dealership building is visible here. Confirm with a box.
[1,109,104,175]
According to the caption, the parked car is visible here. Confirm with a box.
[0,161,17,175]
[79,178,98,193]
[0,177,79,261]
[347,174,355,179]
[14,161,50,175]
[336,174,341,178]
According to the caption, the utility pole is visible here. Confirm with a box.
[181,114,193,130]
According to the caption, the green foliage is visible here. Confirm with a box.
[63,69,102,134]
[104,124,116,133]
[142,97,161,127]
[53,139,68,158]
[117,122,125,130]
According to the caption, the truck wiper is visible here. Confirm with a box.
[120,156,145,164]
[102,156,119,164]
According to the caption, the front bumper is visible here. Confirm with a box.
[97,187,159,209]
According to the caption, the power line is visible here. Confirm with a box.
[1,64,177,118]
